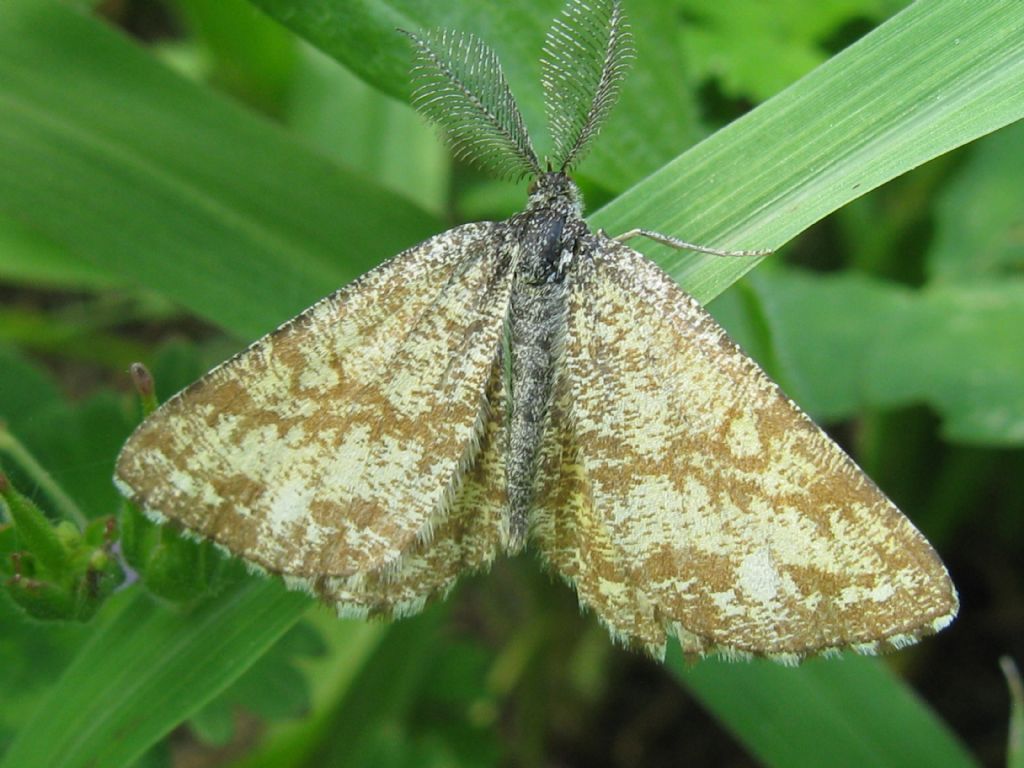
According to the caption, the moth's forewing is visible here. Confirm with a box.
[544,236,957,659]
[116,222,514,579]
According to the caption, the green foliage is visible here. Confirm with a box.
[673,649,974,768]
[682,0,898,101]
[714,267,1024,444]
[0,472,122,622]
[0,0,1022,766]
[0,577,314,768]
[120,500,224,603]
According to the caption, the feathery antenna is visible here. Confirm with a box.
[541,0,634,172]
[404,29,541,181]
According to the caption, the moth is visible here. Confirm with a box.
[115,0,957,661]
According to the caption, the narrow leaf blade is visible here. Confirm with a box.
[0,580,311,768]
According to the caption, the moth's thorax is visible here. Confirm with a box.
[514,172,588,286]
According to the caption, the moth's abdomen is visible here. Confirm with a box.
[507,281,567,551]
[505,207,573,551]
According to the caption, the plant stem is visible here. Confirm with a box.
[0,426,88,528]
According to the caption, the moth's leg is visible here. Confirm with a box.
[604,228,772,258]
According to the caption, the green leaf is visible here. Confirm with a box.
[0,345,63,428]
[303,611,445,767]
[717,267,898,419]
[928,120,1024,282]
[866,281,1024,444]
[190,619,326,744]
[0,476,71,581]
[224,614,386,768]
[0,0,441,341]
[0,213,116,290]
[0,299,153,369]
[670,649,977,768]
[289,605,498,768]
[169,0,299,115]
[28,393,139,519]
[682,0,894,102]
[284,46,449,215]
[0,579,312,768]
[590,0,1024,305]
[0,593,89,757]
[734,269,1024,444]
[0,345,132,522]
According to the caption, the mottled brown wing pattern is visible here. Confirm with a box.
[555,236,958,660]
[115,222,513,579]
[313,352,509,617]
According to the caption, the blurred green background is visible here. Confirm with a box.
[0,0,1022,766]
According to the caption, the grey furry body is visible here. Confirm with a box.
[504,174,588,550]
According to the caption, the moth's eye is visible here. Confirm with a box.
[528,178,539,194]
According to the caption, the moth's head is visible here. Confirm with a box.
[526,172,583,217]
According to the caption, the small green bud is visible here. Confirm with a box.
[130,362,159,416]
[1,472,124,622]
[141,525,219,604]
[1,472,69,578]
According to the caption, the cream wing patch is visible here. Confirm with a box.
[560,236,958,657]
[115,222,513,578]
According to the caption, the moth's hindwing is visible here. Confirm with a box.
[530,376,667,657]
[547,235,958,659]
[115,222,514,579]
[313,352,509,618]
